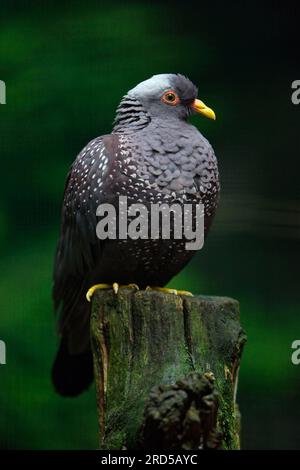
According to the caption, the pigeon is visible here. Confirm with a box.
[52,74,219,396]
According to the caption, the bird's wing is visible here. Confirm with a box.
[53,134,118,352]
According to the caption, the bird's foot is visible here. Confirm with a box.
[114,283,139,294]
[86,283,139,302]
[145,286,193,297]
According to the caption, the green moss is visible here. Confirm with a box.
[91,290,244,449]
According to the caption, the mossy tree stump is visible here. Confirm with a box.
[90,289,246,450]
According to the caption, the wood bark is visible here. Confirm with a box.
[90,289,246,450]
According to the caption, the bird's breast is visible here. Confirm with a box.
[114,129,220,218]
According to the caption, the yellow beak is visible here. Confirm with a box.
[191,98,216,120]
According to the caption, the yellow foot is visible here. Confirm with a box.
[86,283,139,302]
[145,286,193,296]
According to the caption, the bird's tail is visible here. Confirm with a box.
[51,336,94,397]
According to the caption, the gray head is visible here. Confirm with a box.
[113,74,215,132]
[128,73,215,121]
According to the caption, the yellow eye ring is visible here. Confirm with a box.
[162,90,180,106]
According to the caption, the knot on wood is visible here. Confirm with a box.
[139,372,223,450]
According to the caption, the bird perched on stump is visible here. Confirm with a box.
[52,74,219,396]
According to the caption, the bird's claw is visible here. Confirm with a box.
[86,284,192,302]
[86,283,112,302]
[86,283,139,301]
[176,289,194,297]
[145,286,193,296]
[113,283,139,294]
[113,282,119,294]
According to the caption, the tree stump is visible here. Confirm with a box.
[90,289,246,450]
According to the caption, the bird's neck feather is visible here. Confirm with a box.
[112,94,151,133]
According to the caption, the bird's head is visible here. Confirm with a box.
[127,73,216,122]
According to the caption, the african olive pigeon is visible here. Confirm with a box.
[52,74,219,396]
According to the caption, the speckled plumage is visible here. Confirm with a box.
[52,74,220,396]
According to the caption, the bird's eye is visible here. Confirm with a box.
[165,93,176,102]
[162,91,179,106]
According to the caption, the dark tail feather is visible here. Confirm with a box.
[52,336,94,397]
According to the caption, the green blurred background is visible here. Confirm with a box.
[0,0,299,449]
